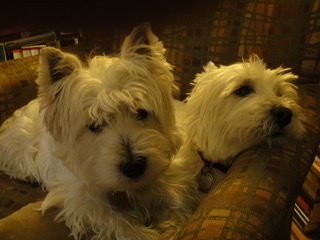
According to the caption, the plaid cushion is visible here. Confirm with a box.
[0,56,39,125]
[0,172,46,219]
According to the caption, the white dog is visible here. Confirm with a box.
[0,23,199,240]
[175,55,306,193]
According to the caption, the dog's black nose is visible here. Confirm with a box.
[119,156,147,179]
[270,106,292,127]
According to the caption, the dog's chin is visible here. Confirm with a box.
[114,180,146,192]
[269,129,284,138]
[260,123,286,139]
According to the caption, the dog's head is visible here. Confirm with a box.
[37,23,181,191]
[184,54,306,162]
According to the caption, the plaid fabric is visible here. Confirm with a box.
[0,56,39,125]
[0,172,46,219]
[157,0,320,99]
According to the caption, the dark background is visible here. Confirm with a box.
[0,1,197,37]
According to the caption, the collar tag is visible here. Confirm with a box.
[197,166,215,193]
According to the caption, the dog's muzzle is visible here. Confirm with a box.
[270,106,292,137]
[118,156,147,179]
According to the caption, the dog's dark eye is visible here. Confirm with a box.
[136,109,148,120]
[87,123,103,133]
[234,86,252,97]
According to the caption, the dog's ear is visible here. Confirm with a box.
[120,22,162,57]
[203,61,218,73]
[37,47,82,91]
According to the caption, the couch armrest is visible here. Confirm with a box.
[174,83,320,240]
[0,202,72,240]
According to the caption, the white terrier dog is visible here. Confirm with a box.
[0,23,198,240]
[175,55,306,193]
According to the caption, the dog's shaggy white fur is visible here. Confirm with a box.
[0,23,199,240]
[175,55,306,191]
